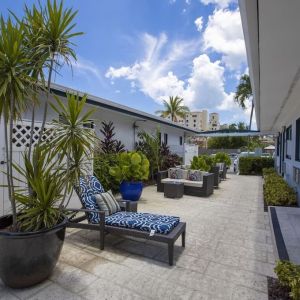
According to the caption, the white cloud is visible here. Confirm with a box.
[105,32,198,104]
[194,17,203,32]
[186,54,229,108]
[105,32,250,124]
[203,8,246,70]
[71,56,105,85]
[200,0,237,8]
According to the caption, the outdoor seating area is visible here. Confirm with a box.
[0,174,275,299]
[66,175,186,266]
[157,167,217,197]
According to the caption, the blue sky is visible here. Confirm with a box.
[0,0,253,126]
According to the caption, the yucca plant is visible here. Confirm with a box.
[48,93,96,207]
[11,93,96,231]
[28,0,83,145]
[0,16,37,227]
[13,146,65,232]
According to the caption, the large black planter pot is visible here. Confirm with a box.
[0,215,67,288]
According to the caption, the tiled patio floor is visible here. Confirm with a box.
[0,174,276,299]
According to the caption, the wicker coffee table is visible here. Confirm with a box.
[164,182,184,199]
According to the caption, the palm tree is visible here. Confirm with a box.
[234,74,254,130]
[155,96,190,122]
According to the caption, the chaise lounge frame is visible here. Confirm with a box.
[65,199,186,266]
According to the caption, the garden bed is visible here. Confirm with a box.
[268,277,291,300]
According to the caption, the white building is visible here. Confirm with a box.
[239,0,300,263]
[209,113,220,131]
[0,83,200,215]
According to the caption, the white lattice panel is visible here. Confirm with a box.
[12,120,54,150]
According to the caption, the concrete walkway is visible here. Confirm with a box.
[0,174,275,299]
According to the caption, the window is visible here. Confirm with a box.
[286,125,292,159]
[179,136,183,145]
[164,133,168,145]
[192,114,197,117]
[194,119,196,122]
[296,118,300,161]
[276,135,280,156]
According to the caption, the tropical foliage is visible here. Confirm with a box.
[0,1,85,231]
[99,121,125,154]
[214,152,231,167]
[234,74,254,130]
[109,152,150,182]
[239,157,274,175]
[94,154,119,192]
[136,130,161,179]
[263,168,296,206]
[275,260,300,300]
[190,156,210,171]
[13,94,96,231]
[136,129,181,178]
[155,96,190,122]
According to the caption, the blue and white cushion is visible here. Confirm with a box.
[105,212,180,235]
[74,176,105,223]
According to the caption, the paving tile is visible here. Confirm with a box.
[6,280,52,300]
[50,262,98,293]
[28,282,82,300]
[59,244,97,268]
[79,278,145,300]
[0,174,273,298]
[231,285,268,300]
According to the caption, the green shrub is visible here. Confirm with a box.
[275,260,300,300]
[262,167,277,176]
[239,157,274,175]
[190,156,210,171]
[214,152,231,167]
[263,170,296,206]
[200,154,215,170]
[109,151,150,182]
[94,153,119,192]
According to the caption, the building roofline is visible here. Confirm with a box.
[50,83,199,134]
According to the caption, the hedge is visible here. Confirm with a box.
[239,157,274,175]
[263,168,297,206]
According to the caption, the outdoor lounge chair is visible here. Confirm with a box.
[157,170,214,197]
[210,166,220,188]
[65,176,186,266]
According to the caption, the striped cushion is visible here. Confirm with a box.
[94,190,121,216]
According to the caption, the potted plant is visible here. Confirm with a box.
[109,152,150,201]
[0,1,89,288]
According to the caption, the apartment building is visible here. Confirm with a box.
[209,113,220,131]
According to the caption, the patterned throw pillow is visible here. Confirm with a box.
[168,168,183,179]
[188,170,202,181]
[94,190,121,216]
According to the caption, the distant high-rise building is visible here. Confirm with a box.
[184,110,208,131]
[164,110,208,131]
[209,113,220,131]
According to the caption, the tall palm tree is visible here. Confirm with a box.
[234,74,254,130]
[155,96,190,122]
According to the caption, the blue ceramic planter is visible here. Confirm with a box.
[120,181,143,201]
